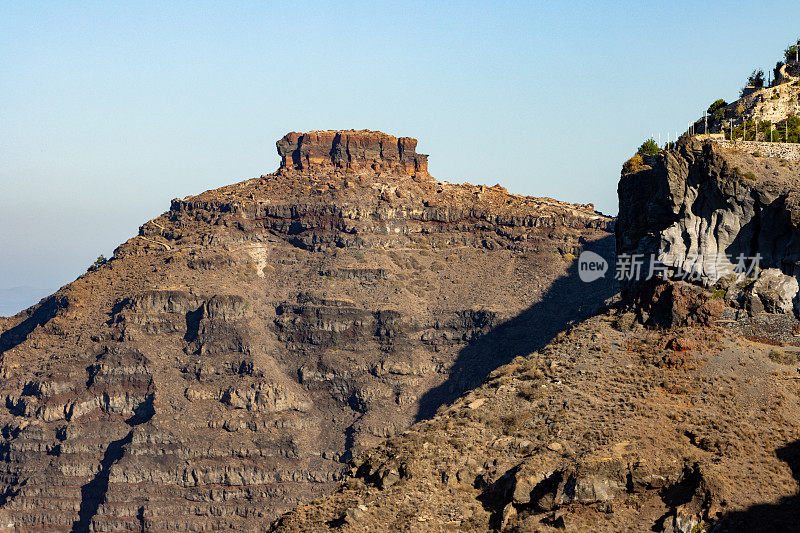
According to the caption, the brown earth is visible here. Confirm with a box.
[271,311,800,532]
[269,133,800,533]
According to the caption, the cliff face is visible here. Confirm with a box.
[275,130,428,175]
[0,130,614,531]
[617,137,800,322]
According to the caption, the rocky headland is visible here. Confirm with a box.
[8,50,800,533]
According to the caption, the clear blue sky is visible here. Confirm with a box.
[2,1,799,315]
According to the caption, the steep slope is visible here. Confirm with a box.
[0,130,614,531]
[271,136,800,533]
[271,313,800,532]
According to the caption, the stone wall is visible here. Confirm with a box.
[713,139,800,161]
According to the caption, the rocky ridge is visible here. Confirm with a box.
[0,130,614,531]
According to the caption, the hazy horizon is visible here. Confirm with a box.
[3,1,800,316]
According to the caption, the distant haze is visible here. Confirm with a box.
[3,1,800,316]
[0,287,49,317]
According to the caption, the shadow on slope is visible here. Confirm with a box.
[716,440,800,532]
[72,399,155,532]
[0,295,64,357]
[415,234,618,421]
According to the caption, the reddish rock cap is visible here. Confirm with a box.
[276,129,428,175]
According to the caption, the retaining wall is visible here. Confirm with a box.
[713,139,800,161]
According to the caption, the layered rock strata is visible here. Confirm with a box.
[0,130,614,531]
[271,312,800,532]
[276,130,428,175]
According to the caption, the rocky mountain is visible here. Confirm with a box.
[270,135,800,532]
[0,130,614,531]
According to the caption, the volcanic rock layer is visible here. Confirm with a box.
[617,136,800,323]
[270,136,800,533]
[0,130,614,531]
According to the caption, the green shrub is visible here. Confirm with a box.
[707,99,728,124]
[87,255,108,272]
[784,41,800,62]
[637,138,660,156]
[731,166,756,180]
[707,99,727,115]
[732,166,756,181]
[747,69,765,88]
[774,61,785,84]
[778,114,800,143]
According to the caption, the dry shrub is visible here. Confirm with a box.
[622,154,646,175]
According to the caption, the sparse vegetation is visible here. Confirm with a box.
[637,138,660,156]
[732,166,757,181]
[87,255,108,272]
[622,154,645,175]
[768,349,797,365]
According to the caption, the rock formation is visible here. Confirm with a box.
[276,130,428,175]
[0,130,614,531]
[617,136,800,322]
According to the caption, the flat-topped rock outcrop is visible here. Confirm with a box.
[276,130,428,175]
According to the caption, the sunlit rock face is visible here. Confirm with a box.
[618,136,800,318]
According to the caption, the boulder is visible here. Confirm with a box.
[752,268,799,314]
